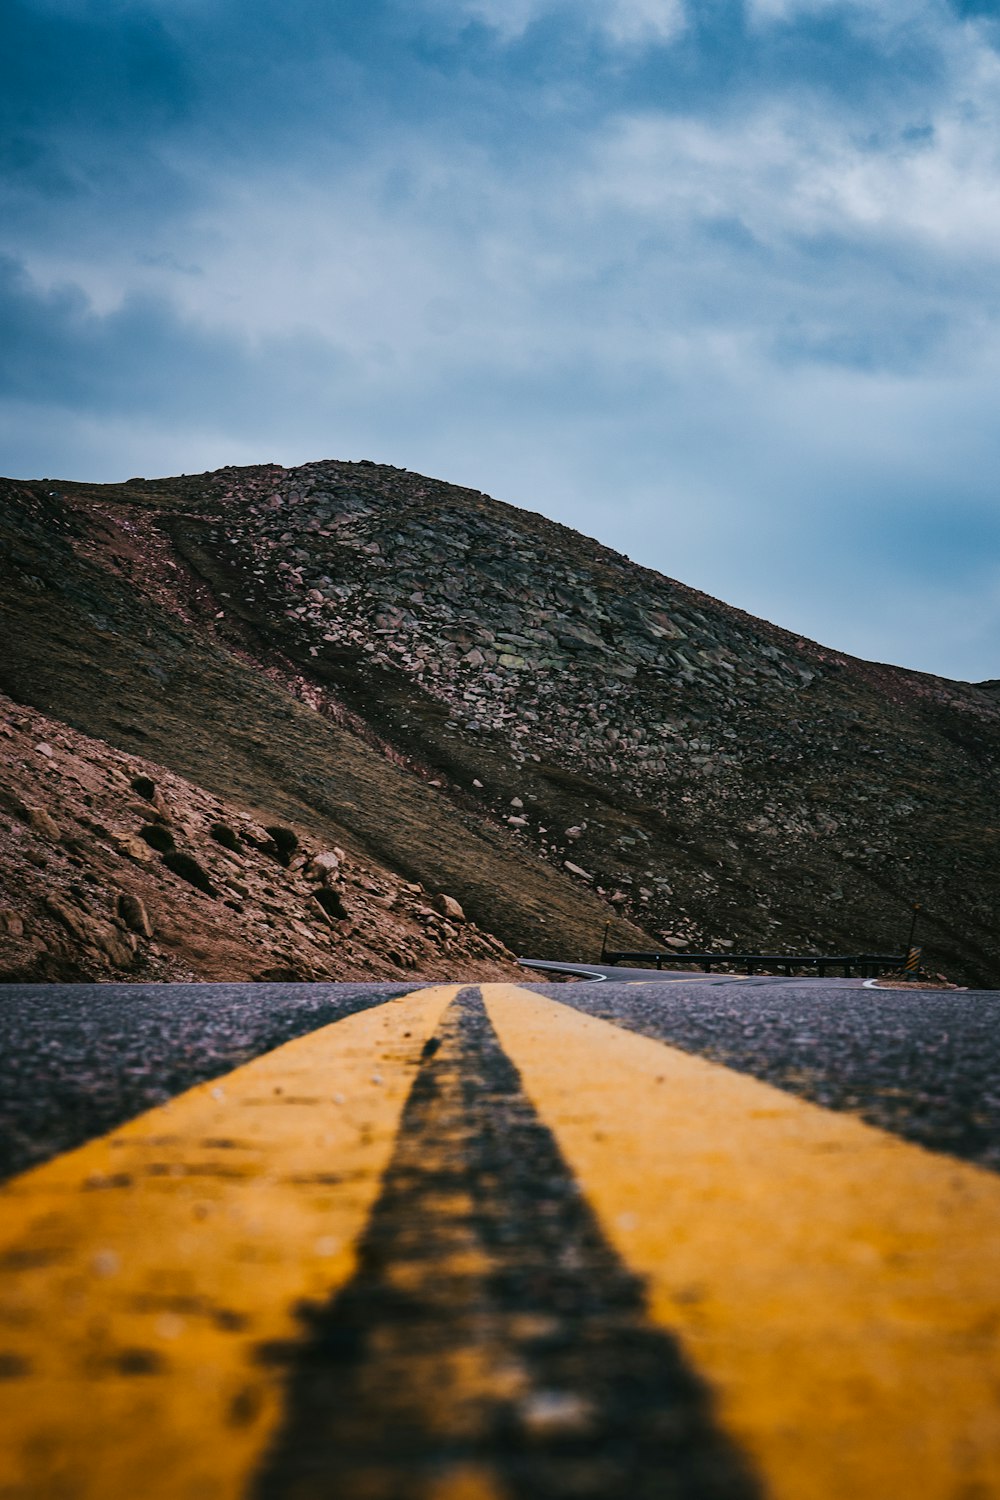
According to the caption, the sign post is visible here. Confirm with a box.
[904,903,922,975]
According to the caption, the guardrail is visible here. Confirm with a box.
[599,939,907,978]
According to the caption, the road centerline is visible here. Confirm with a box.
[0,981,422,1182]
[252,986,759,1500]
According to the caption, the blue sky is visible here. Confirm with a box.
[3,0,1000,679]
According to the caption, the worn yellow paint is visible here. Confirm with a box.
[482,984,1000,1500]
[427,1466,509,1500]
[0,985,458,1500]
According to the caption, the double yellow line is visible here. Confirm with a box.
[2,984,999,1499]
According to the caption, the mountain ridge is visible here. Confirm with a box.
[1,460,997,984]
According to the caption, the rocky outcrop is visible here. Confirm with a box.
[152,459,1000,982]
[0,693,521,984]
[2,461,998,983]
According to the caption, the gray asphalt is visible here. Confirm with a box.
[1,976,998,1181]
[521,960,715,981]
[520,960,884,982]
[0,981,413,1180]
[530,976,1000,1172]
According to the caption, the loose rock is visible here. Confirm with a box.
[117,893,153,937]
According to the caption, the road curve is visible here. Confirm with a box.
[518,958,842,982]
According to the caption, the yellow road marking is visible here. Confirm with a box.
[0,985,458,1500]
[481,984,1000,1500]
[427,1467,508,1500]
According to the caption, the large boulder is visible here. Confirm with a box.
[306,850,343,884]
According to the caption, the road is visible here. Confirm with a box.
[1,976,998,1498]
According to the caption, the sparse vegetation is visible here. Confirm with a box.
[0,463,997,984]
[210,821,241,851]
[139,824,175,853]
[264,825,299,866]
[162,850,216,895]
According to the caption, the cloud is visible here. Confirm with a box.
[745,0,908,24]
[600,0,687,46]
[426,0,687,46]
[0,253,352,431]
[2,0,1000,677]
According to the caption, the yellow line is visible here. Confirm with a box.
[0,985,459,1500]
[481,984,1000,1500]
[426,1468,508,1500]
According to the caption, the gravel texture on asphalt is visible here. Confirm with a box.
[4,978,999,1184]
[0,982,417,1180]
[531,979,1000,1172]
[253,987,760,1500]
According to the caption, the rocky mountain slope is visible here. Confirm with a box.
[0,692,518,983]
[1,461,998,984]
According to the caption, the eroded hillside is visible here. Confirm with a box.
[2,461,998,983]
[0,475,651,981]
[0,692,520,983]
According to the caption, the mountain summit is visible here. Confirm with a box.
[1,461,997,984]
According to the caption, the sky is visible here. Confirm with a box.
[2,0,1000,680]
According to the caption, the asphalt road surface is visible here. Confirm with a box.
[2,976,999,1498]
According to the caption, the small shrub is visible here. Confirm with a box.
[162,850,216,895]
[139,823,175,853]
[210,822,241,851]
[264,825,299,866]
[131,776,157,801]
[312,887,348,920]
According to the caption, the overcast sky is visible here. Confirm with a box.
[3,0,999,680]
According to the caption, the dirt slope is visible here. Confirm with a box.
[0,477,650,981]
[0,690,525,983]
[1,462,997,984]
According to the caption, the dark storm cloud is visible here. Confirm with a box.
[0,0,190,134]
[1,0,999,677]
[0,0,958,179]
[0,0,196,246]
[0,253,231,412]
[0,252,346,427]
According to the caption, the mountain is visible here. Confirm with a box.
[1,460,998,985]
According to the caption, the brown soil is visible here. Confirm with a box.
[1,461,998,986]
[0,692,522,984]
